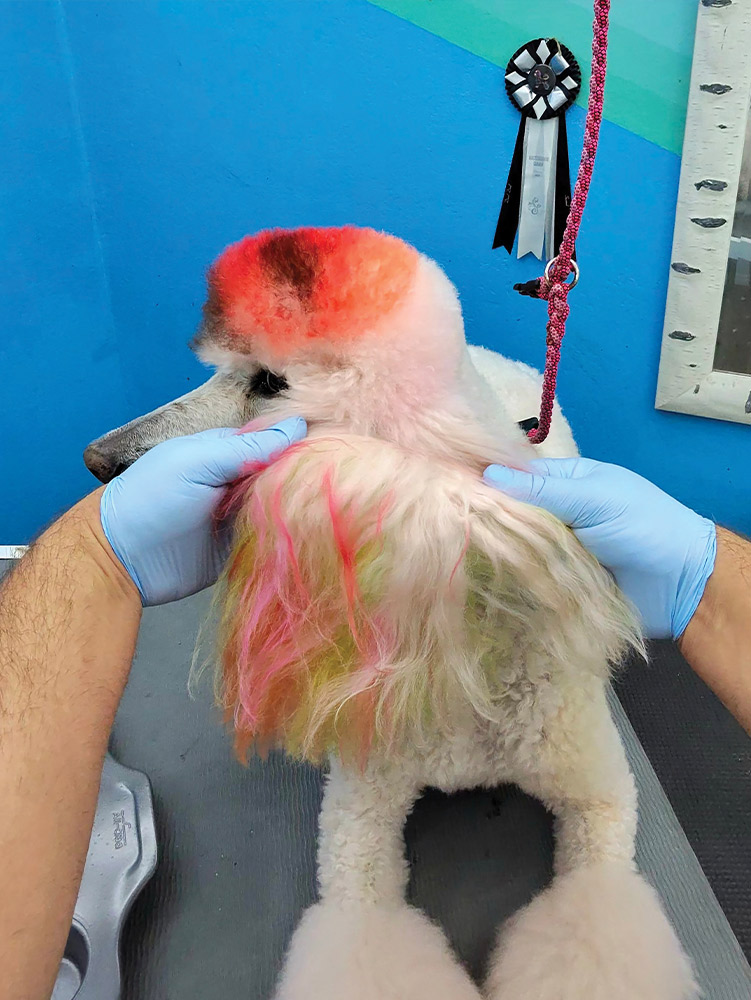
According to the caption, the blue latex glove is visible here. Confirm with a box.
[100,418,306,605]
[484,458,717,640]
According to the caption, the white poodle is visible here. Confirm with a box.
[85,227,697,1000]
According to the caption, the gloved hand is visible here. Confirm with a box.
[484,457,717,639]
[99,418,306,605]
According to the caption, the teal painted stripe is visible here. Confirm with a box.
[366,0,695,152]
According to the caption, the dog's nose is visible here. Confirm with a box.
[83,443,130,484]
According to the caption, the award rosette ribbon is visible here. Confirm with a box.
[493,38,581,261]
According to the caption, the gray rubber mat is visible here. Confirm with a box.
[610,689,751,998]
[616,641,751,959]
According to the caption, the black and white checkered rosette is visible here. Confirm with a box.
[493,38,581,259]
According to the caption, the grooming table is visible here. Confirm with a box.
[0,562,748,998]
[111,590,751,999]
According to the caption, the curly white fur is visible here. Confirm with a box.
[276,902,483,1000]
[486,864,698,1000]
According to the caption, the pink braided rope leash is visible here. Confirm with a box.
[527,0,610,445]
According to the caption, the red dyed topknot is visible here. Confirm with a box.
[205,226,419,362]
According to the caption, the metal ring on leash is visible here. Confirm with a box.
[544,257,580,289]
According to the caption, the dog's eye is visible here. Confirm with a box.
[248,368,288,398]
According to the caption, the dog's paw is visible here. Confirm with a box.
[484,863,697,1000]
[275,901,483,1000]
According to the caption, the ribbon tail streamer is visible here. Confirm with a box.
[492,119,525,251]
[517,118,558,260]
[544,120,559,260]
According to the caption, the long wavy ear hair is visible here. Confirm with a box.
[208,433,642,765]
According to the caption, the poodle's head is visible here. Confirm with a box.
[84,226,527,483]
[193,226,521,464]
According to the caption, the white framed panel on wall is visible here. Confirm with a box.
[656,0,751,426]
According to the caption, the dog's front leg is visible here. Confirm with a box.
[274,755,482,1000]
[485,679,697,1000]
[316,756,419,906]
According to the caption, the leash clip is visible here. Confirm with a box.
[513,278,543,298]
[517,416,540,434]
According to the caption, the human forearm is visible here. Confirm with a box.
[0,491,141,1000]
[679,527,751,734]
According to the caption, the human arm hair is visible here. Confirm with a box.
[0,492,141,1000]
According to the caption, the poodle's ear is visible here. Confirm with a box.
[212,435,642,765]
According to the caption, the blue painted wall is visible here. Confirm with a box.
[2,0,748,542]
